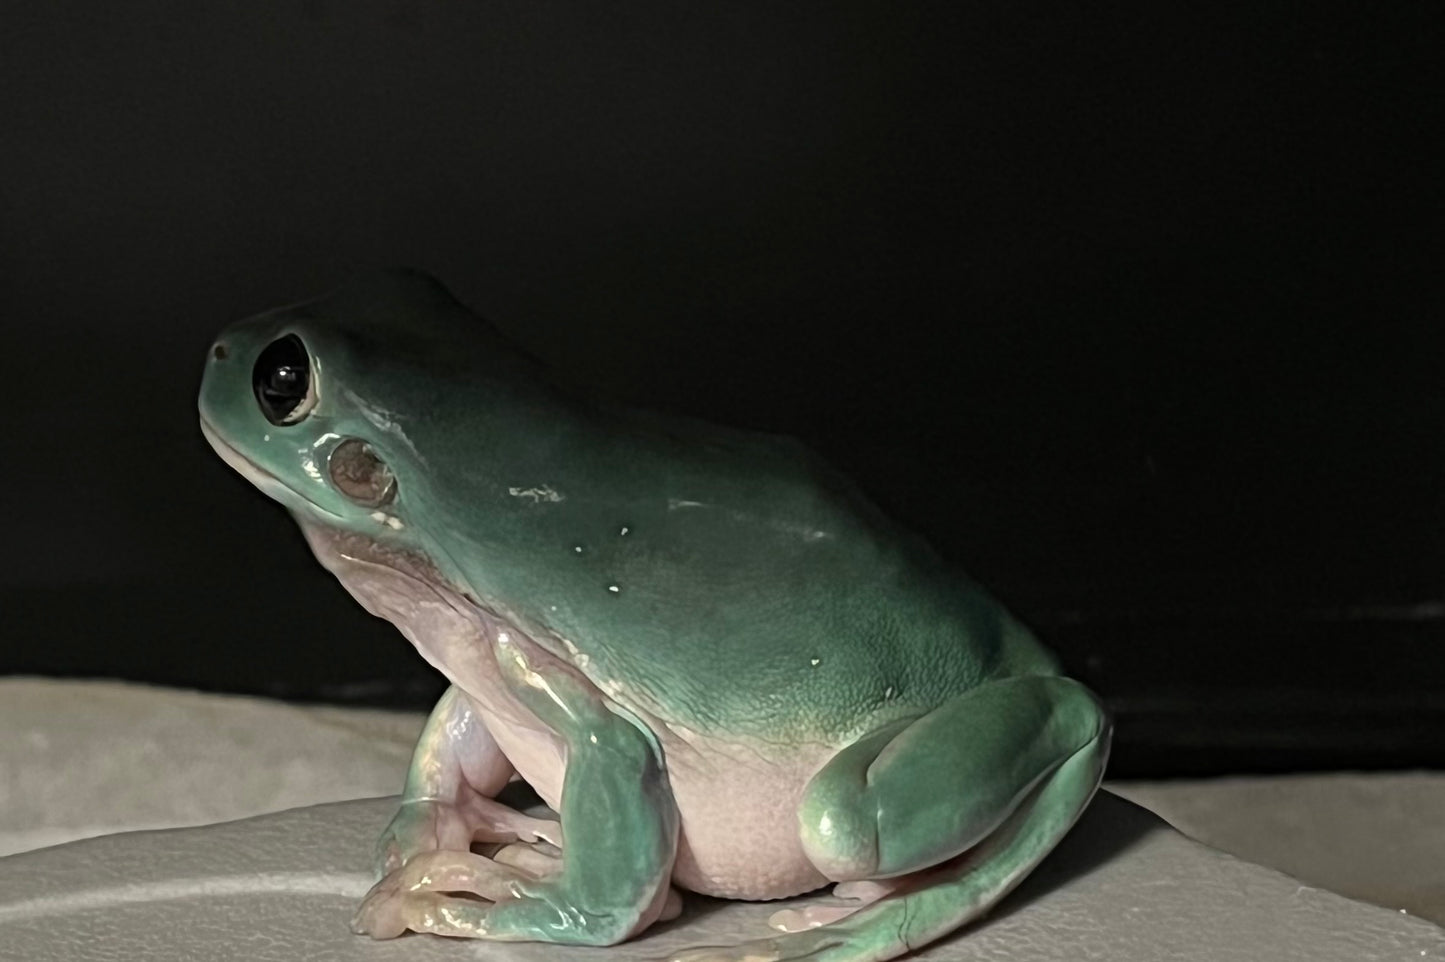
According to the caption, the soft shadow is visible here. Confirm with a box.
[648,893,737,935]
[1017,791,1162,899]
[983,790,1162,922]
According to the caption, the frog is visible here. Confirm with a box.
[197,270,1110,962]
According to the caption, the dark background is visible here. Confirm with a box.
[3,2,1441,777]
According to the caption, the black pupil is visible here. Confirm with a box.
[253,334,311,423]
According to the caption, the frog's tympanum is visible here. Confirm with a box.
[198,271,1109,962]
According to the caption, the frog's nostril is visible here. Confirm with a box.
[213,343,228,361]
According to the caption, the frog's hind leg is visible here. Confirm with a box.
[666,675,1108,962]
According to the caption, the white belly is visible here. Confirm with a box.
[477,695,831,899]
[298,521,831,900]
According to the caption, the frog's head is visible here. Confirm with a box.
[197,270,539,553]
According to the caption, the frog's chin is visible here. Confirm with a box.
[198,415,346,524]
[294,517,453,597]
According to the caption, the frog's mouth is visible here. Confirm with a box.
[201,415,472,612]
[199,415,345,522]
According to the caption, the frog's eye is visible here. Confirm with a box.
[328,438,397,508]
[253,334,317,425]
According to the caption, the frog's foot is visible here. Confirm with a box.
[488,839,685,924]
[766,880,903,933]
[352,849,531,939]
[374,796,563,877]
[374,799,474,878]
[354,869,667,945]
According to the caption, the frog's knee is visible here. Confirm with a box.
[798,790,883,880]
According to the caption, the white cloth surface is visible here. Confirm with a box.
[1115,773,1445,924]
[0,677,423,856]
[2,677,1443,927]
[1,792,1440,961]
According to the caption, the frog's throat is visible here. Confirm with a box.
[295,518,457,602]
[293,517,554,668]
[200,415,559,669]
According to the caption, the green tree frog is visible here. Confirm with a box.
[197,271,1109,961]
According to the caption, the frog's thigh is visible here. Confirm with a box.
[799,675,1107,883]
[669,684,1106,962]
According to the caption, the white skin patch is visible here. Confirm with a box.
[668,497,828,542]
[368,510,405,530]
[508,485,564,503]
[764,518,831,542]
[559,638,592,669]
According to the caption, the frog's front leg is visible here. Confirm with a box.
[671,675,1108,962]
[373,684,560,878]
[356,638,681,946]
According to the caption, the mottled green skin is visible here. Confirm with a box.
[198,271,1057,742]
[198,271,1110,961]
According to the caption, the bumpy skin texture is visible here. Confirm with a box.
[198,271,1110,961]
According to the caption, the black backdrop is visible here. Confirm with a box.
[3,3,1441,777]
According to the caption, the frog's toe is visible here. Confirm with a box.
[490,838,564,878]
[466,794,562,846]
[383,849,526,899]
[514,814,562,847]
[767,905,856,933]
[353,850,530,939]
[352,890,497,940]
[349,884,413,940]
[830,880,896,902]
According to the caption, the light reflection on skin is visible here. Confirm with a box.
[344,388,426,465]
